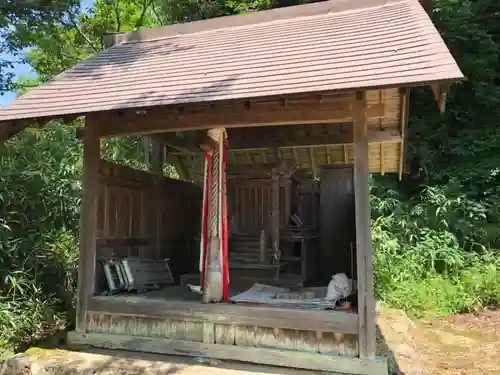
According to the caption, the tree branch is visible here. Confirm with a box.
[0,59,25,65]
[135,0,154,30]
[113,0,121,32]
[14,83,39,88]
[66,10,101,53]
[151,3,164,25]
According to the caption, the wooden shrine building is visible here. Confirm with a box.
[0,1,463,374]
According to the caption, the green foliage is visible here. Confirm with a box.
[0,122,82,351]
[366,0,499,317]
[372,182,500,317]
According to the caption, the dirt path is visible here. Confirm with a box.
[417,308,500,375]
[377,307,500,375]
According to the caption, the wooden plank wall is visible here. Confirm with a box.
[96,160,202,281]
[296,179,319,228]
[228,176,322,234]
[96,160,154,259]
[87,312,358,356]
[319,166,355,285]
[161,172,202,276]
[228,179,288,234]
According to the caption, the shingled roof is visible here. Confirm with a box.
[0,0,463,129]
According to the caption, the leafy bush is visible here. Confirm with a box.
[372,180,500,317]
[0,123,81,352]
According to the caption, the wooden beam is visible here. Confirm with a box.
[431,84,448,113]
[309,147,317,178]
[89,296,358,333]
[352,91,376,359]
[292,148,299,164]
[246,151,253,164]
[88,94,386,138]
[226,129,400,152]
[326,146,332,164]
[67,331,388,375]
[162,134,199,154]
[228,161,292,175]
[151,138,164,174]
[96,237,152,247]
[160,132,219,154]
[167,150,189,180]
[76,119,100,333]
[261,150,268,163]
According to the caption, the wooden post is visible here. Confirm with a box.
[271,167,281,278]
[203,128,226,302]
[353,91,376,359]
[259,229,266,264]
[399,88,410,181]
[76,119,100,333]
[150,137,164,259]
[284,178,291,224]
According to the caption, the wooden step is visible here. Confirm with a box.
[229,247,277,254]
[230,254,261,261]
[229,262,280,270]
[230,240,261,247]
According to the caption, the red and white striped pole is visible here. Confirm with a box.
[200,129,229,302]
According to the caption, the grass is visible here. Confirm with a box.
[372,183,500,318]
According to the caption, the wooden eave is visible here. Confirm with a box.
[148,88,405,179]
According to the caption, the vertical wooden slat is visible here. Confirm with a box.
[151,138,164,259]
[202,322,215,344]
[292,148,299,165]
[76,120,100,333]
[128,191,133,257]
[259,229,266,264]
[271,163,281,278]
[103,184,109,237]
[353,91,376,359]
[284,179,291,225]
[311,180,317,230]
[309,147,317,179]
[399,87,410,180]
[380,143,385,176]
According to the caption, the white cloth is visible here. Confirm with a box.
[325,273,351,301]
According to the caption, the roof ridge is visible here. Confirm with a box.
[112,0,403,46]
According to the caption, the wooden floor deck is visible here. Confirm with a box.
[71,285,388,375]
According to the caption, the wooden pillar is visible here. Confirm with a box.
[259,229,266,264]
[399,88,410,180]
[311,179,318,230]
[150,137,164,259]
[76,120,100,333]
[203,128,226,302]
[271,167,281,276]
[353,91,376,359]
[284,178,291,224]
